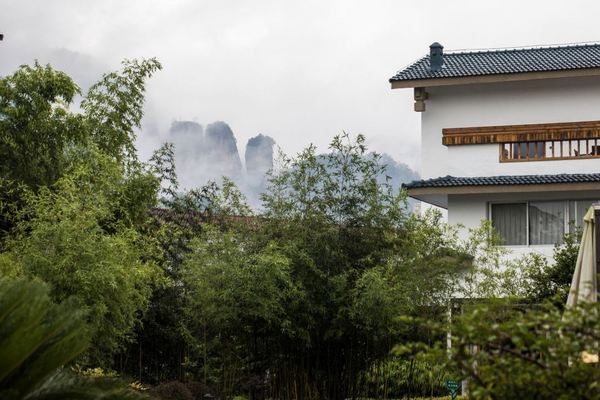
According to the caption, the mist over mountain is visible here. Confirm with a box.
[167,120,273,206]
[167,120,418,209]
[377,153,420,194]
[169,121,205,162]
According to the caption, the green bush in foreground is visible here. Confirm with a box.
[0,277,145,400]
[412,299,600,400]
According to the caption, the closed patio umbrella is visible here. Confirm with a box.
[566,206,598,307]
[566,205,599,363]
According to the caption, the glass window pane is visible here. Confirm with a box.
[529,201,564,245]
[568,200,577,233]
[533,142,544,158]
[513,143,527,159]
[571,140,579,156]
[491,203,527,245]
[501,143,510,160]
[569,200,599,234]
[545,141,553,158]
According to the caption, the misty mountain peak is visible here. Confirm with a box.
[205,121,237,151]
[204,121,242,173]
[245,134,276,175]
[170,121,203,137]
[168,120,243,190]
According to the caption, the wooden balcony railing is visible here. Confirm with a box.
[500,139,600,162]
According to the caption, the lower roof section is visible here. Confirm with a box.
[402,173,600,208]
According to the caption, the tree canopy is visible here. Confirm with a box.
[0,58,164,367]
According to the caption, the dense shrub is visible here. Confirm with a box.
[416,300,600,400]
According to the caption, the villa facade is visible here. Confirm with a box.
[392,42,600,258]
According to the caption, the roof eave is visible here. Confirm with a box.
[405,181,600,196]
[406,181,600,208]
[390,67,600,89]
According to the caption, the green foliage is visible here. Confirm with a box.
[521,230,580,304]
[116,176,255,384]
[0,62,85,190]
[398,224,593,400]
[184,229,294,333]
[1,151,161,364]
[453,220,528,299]
[0,277,146,400]
[178,134,466,399]
[0,57,164,245]
[0,57,165,368]
[445,300,600,400]
[148,142,179,198]
[458,223,581,304]
[183,227,296,391]
[82,58,162,165]
[0,278,88,395]
[393,210,469,310]
[349,267,398,337]
[193,177,254,219]
[263,133,404,227]
[361,358,452,398]
[0,58,161,192]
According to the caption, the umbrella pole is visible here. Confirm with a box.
[596,207,600,302]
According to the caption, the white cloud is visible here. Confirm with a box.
[2,0,600,175]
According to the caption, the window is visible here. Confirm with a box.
[568,200,596,234]
[528,202,564,245]
[491,203,527,245]
[490,200,599,246]
[500,138,600,162]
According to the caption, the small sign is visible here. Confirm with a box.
[446,379,460,400]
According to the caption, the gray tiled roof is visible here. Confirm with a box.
[402,173,600,189]
[390,43,600,82]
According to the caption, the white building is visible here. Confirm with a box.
[392,42,600,259]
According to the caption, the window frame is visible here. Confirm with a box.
[488,199,595,247]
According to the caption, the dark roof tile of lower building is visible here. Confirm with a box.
[402,173,600,189]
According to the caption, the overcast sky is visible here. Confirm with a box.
[2,0,599,171]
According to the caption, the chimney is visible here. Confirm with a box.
[429,42,444,72]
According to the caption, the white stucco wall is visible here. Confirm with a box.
[421,76,600,179]
[448,144,600,177]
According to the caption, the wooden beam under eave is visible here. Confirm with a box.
[390,68,600,89]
